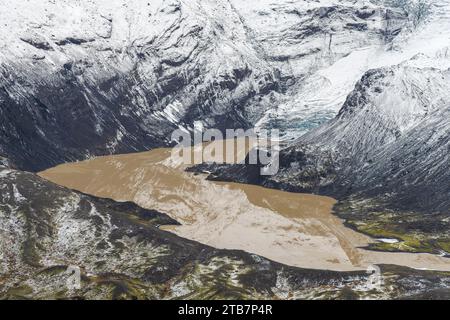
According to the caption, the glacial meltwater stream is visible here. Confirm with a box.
[39,141,450,272]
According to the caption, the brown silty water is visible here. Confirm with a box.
[39,140,450,271]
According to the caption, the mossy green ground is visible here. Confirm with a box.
[336,198,450,255]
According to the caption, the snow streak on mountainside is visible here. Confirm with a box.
[0,0,407,171]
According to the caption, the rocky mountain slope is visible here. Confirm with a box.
[2,165,450,299]
[197,60,450,253]
[1,0,450,300]
[191,1,450,255]
[282,58,450,254]
[0,0,407,171]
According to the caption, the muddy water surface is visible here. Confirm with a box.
[39,143,450,271]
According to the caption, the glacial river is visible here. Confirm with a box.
[39,141,450,272]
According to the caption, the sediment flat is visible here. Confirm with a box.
[39,142,450,272]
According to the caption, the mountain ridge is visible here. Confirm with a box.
[0,0,408,171]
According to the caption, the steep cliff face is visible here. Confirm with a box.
[0,0,406,171]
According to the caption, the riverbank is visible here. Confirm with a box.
[39,142,450,272]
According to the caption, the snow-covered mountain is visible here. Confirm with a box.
[0,0,409,171]
[189,1,450,255]
[279,2,450,210]
[1,0,450,299]
[193,0,450,210]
